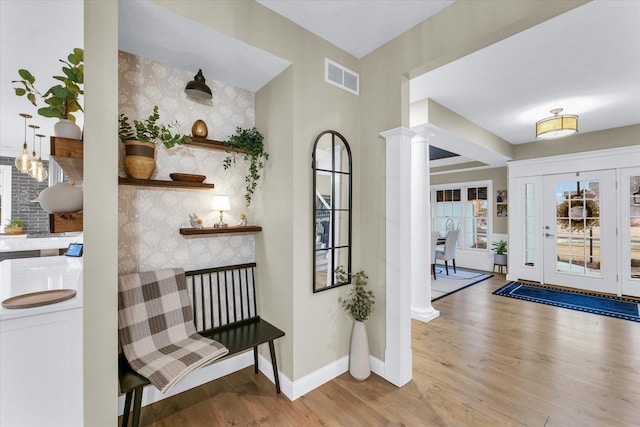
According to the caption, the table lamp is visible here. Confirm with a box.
[212,195,230,228]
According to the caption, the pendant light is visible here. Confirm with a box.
[185,69,213,100]
[535,108,578,139]
[27,124,40,178]
[14,113,32,173]
[32,133,48,182]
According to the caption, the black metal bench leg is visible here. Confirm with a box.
[453,259,456,273]
[122,391,132,427]
[268,340,281,393]
[132,387,143,427]
[445,261,449,275]
[253,346,259,374]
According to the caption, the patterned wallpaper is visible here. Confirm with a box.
[118,51,257,274]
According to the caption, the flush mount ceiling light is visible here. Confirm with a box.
[185,69,213,100]
[536,108,578,140]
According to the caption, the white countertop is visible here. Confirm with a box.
[0,233,83,253]
[0,256,83,321]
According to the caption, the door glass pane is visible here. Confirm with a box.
[524,183,535,266]
[555,180,601,277]
[630,176,640,279]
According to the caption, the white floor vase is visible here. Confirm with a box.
[349,320,371,380]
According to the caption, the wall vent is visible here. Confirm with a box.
[325,58,359,95]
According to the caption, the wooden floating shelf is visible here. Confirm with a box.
[179,226,262,236]
[50,136,83,183]
[188,137,249,154]
[50,212,83,233]
[118,177,215,189]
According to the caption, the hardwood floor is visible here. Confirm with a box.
[123,274,640,426]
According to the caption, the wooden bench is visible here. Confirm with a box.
[119,263,285,427]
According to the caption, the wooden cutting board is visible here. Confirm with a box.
[2,289,77,309]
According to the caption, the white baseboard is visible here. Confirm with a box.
[118,352,387,414]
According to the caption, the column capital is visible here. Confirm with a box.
[380,127,416,142]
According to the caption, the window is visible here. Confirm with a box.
[432,182,491,250]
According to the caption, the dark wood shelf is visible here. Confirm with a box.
[188,137,249,154]
[179,226,262,236]
[118,177,215,189]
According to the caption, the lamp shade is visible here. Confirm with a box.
[185,69,213,100]
[212,195,230,211]
[536,108,578,139]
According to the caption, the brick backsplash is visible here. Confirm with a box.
[1,156,50,233]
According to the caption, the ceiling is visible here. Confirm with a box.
[2,1,639,170]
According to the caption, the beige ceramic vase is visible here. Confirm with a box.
[124,140,156,179]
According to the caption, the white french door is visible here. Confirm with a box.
[621,167,640,297]
[543,170,617,294]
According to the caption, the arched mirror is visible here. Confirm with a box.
[312,130,352,293]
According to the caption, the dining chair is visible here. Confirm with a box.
[435,230,459,275]
[431,231,439,280]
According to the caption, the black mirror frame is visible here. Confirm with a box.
[312,130,352,293]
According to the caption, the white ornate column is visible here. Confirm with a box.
[380,127,414,387]
[410,131,440,323]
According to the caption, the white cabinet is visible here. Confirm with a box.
[0,256,83,426]
[1,308,83,426]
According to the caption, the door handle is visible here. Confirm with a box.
[544,232,555,238]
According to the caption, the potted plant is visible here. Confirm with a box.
[118,106,191,179]
[336,265,375,381]
[4,217,25,235]
[491,239,508,266]
[223,127,269,206]
[13,48,84,139]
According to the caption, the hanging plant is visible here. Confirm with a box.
[223,127,269,206]
[556,191,600,231]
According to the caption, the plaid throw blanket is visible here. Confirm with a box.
[118,268,229,393]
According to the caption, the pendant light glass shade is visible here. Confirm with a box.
[32,133,48,182]
[27,124,40,178]
[536,108,578,139]
[185,69,213,100]
[14,113,32,173]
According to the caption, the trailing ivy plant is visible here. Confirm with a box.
[336,266,375,322]
[118,106,191,149]
[223,127,269,206]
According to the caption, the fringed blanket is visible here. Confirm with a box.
[118,268,229,393]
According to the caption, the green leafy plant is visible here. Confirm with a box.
[336,266,375,322]
[13,48,84,121]
[223,127,269,206]
[5,217,25,228]
[491,239,508,255]
[118,106,191,149]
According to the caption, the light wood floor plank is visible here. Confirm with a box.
[121,274,640,426]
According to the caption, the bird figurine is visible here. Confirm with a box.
[189,213,204,229]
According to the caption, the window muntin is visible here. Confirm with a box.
[432,183,490,250]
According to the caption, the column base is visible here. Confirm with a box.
[411,306,440,323]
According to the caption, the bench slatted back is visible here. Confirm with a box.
[185,263,258,333]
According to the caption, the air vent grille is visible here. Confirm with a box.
[325,58,359,95]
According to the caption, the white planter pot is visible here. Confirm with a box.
[494,253,507,266]
[36,182,83,213]
[53,119,82,140]
[349,320,371,381]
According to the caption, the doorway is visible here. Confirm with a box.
[621,168,640,297]
[542,170,617,294]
